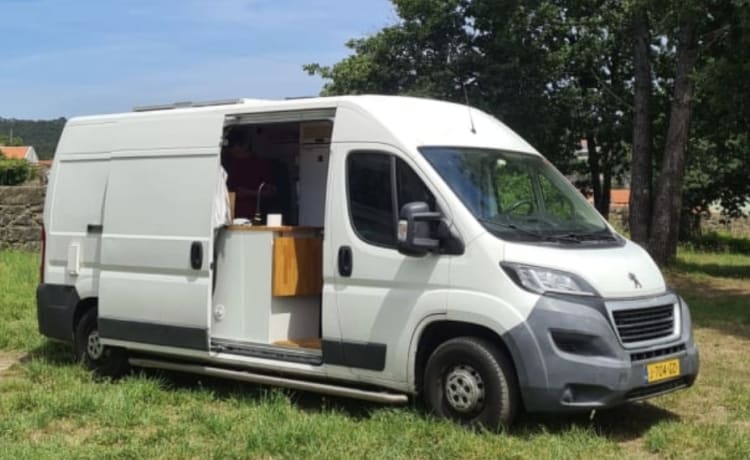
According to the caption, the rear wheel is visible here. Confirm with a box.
[74,309,130,378]
[423,336,519,430]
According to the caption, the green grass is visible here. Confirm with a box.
[666,249,750,327]
[1,248,749,458]
[0,251,44,350]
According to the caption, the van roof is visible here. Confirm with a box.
[64,95,539,156]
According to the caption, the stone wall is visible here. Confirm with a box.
[702,215,750,237]
[0,186,45,251]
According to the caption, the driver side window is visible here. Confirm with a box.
[397,158,436,213]
[347,151,436,248]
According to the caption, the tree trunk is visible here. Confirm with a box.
[586,133,608,216]
[648,17,699,265]
[601,157,612,221]
[679,208,702,241]
[629,8,653,246]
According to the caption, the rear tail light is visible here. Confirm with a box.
[39,224,46,284]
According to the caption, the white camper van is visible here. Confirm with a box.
[37,96,698,428]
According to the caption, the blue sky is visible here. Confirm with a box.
[0,0,396,119]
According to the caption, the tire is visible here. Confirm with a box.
[423,336,519,430]
[74,309,130,378]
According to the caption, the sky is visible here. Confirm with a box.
[0,0,396,119]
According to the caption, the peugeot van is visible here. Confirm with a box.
[36,96,698,429]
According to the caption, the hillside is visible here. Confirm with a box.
[0,118,66,160]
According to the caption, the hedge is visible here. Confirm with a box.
[0,157,33,185]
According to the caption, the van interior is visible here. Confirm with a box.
[210,118,332,363]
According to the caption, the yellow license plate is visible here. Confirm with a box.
[646,359,681,383]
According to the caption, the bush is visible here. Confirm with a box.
[0,158,33,185]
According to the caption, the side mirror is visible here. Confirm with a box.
[398,202,441,256]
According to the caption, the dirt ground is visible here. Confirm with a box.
[0,352,25,377]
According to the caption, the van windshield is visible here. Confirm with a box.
[420,147,617,244]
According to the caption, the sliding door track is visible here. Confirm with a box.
[211,338,322,365]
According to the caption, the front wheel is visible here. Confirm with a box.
[423,337,519,430]
[74,309,130,378]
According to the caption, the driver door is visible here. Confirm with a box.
[326,143,450,383]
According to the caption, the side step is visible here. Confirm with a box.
[129,358,409,405]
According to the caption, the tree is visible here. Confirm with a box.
[628,3,653,246]
[0,133,24,146]
[648,7,700,264]
[555,0,633,220]
[627,0,743,264]
[305,0,471,100]
[681,3,750,228]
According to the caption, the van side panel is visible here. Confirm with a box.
[37,121,113,342]
[45,157,110,289]
[99,151,216,332]
[97,113,224,351]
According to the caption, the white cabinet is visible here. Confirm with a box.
[298,144,330,227]
[211,227,320,344]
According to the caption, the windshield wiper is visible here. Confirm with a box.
[552,229,617,242]
[478,219,581,244]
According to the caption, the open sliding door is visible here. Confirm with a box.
[98,112,225,352]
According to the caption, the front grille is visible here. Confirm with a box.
[631,344,686,362]
[625,377,689,401]
[612,304,675,344]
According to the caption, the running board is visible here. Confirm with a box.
[129,358,409,405]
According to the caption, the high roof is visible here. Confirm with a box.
[65,95,539,156]
[334,95,538,154]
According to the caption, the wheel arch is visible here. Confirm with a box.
[413,320,522,395]
[73,297,98,332]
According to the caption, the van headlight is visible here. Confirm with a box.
[501,262,598,297]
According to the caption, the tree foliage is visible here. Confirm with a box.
[684,3,750,220]
[0,134,24,146]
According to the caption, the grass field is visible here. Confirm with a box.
[1,249,749,459]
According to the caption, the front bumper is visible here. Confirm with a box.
[505,292,699,413]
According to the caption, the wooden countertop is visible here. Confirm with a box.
[226,225,323,233]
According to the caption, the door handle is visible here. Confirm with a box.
[338,246,352,277]
[190,241,203,270]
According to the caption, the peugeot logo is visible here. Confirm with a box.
[629,272,642,289]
